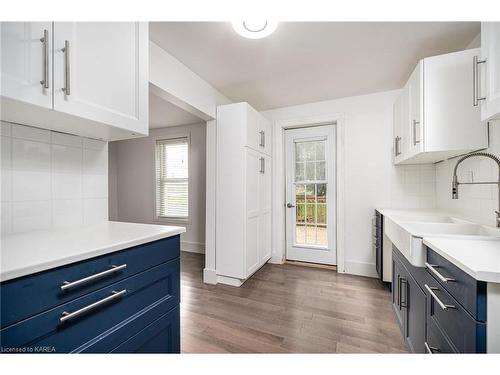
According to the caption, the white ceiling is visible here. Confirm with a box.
[149,92,203,129]
[149,22,480,110]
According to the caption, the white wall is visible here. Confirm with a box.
[109,122,206,253]
[261,90,435,278]
[1,121,108,235]
[436,121,500,226]
[149,42,231,120]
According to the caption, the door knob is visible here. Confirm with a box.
[286,203,296,208]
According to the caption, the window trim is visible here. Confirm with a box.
[153,133,192,225]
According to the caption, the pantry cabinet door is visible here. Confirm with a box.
[259,154,272,263]
[481,22,500,121]
[1,22,53,109]
[53,22,148,136]
[245,148,261,277]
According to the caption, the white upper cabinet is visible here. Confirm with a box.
[407,63,423,158]
[1,22,149,141]
[393,48,488,165]
[53,22,148,136]
[480,22,500,121]
[1,22,53,109]
[246,104,272,156]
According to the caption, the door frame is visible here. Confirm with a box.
[271,114,345,273]
[284,125,336,265]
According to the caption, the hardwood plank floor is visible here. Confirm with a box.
[181,252,408,353]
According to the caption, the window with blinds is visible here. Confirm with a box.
[155,137,189,219]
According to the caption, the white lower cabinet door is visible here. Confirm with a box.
[245,148,261,276]
[1,22,52,109]
[259,154,272,263]
[52,22,148,135]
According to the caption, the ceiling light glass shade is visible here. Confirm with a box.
[231,21,278,39]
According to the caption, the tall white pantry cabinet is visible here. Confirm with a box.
[216,102,272,286]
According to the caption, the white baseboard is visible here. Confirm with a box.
[344,260,378,278]
[217,275,244,287]
[181,241,205,254]
[203,268,217,284]
[268,256,284,264]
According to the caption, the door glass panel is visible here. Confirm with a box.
[293,139,328,247]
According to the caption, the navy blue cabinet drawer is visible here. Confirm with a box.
[1,235,180,328]
[110,306,180,353]
[0,258,180,353]
[426,315,458,354]
[425,279,486,353]
[426,248,486,321]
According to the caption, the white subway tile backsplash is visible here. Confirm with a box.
[52,144,82,173]
[12,201,52,233]
[52,173,82,200]
[1,136,12,169]
[83,198,108,224]
[12,139,51,171]
[435,122,500,226]
[1,202,12,235]
[390,164,436,210]
[1,124,108,235]
[12,124,50,143]
[83,148,107,175]
[53,199,83,228]
[12,170,51,201]
[1,169,12,202]
[83,174,108,199]
[1,122,12,137]
[83,138,107,151]
[51,132,83,148]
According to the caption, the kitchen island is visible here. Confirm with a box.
[0,221,185,354]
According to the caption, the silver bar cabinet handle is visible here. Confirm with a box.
[395,136,401,156]
[424,342,439,354]
[473,55,486,106]
[412,120,420,145]
[62,40,70,95]
[259,157,265,174]
[259,130,265,147]
[40,29,49,89]
[60,264,127,291]
[60,289,127,323]
[424,284,455,310]
[425,262,455,283]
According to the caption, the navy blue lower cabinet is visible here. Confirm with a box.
[0,235,181,354]
[391,248,426,353]
[111,306,180,353]
[391,253,406,333]
[424,247,487,353]
[404,270,426,353]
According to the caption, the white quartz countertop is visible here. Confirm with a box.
[0,221,186,282]
[423,237,500,283]
[376,208,500,283]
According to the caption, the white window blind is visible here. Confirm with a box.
[155,137,189,219]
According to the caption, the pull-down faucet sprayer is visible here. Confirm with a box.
[451,152,500,228]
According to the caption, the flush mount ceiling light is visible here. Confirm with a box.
[231,20,278,39]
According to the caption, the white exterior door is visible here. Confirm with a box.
[285,125,336,265]
[1,22,53,109]
[53,22,148,135]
